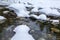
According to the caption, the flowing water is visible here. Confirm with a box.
[0,16,56,40]
[0,5,58,40]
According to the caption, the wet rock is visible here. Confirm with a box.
[0,7,17,19]
[29,17,37,21]
[38,38,45,40]
[0,7,4,9]
[51,28,60,33]
[3,11,9,14]
[1,25,15,40]
[3,11,17,18]
[29,30,42,40]
[30,12,40,15]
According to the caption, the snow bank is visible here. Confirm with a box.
[8,3,30,17]
[39,8,60,17]
[11,25,35,40]
[8,0,60,18]
[8,3,26,11]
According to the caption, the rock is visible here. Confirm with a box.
[38,38,45,40]
[3,11,17,18]
[51,28,60,33]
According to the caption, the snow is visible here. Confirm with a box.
[11,25,35,40]
[33,0,60,8]
[8,3,26,11]
[31,7,39,12]
[52,20,59,23]
[7,0,60,18]
[50,20,59,24]
[8,3,30,17]
[16,10,30,17]
[38,14,47,20]
[39,8,60,17]
[0,16,6,20]
[30,14,47,20]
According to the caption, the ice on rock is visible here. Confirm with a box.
[30,14,47,20]
[11,25,35,40]
[39,8,60,17]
